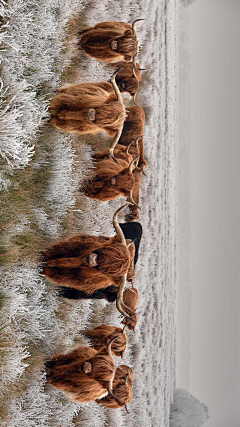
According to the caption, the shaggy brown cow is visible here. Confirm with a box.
[45,339,117,403]
[79,20,143,63]
[117,106,147,220]
[120,287,138,331]
[111,61,143,102]
[81,145,140,204]
[42,205,136,320]
[118,106,146,170]
[49,70,126,142]
[85,324,127,358]
[97,365,133,409]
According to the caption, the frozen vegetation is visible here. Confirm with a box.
[170,389,209,427]
[0,0,178,426]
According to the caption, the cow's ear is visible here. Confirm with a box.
[124,29,132,36]
[124,55,132,62]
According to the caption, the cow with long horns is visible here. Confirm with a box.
[49,70,126,143]
[117,106,147,220]
[42,205,136,321]
[97,365,133,410]
[81,144,140,204]
[85,324,127,358]
[45,339,117,403]
[79,20,143,63]
[111,61,143,102]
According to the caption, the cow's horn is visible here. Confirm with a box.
[107,335,118,356]
[132,19,145,36]
[116,274,136,322]
[129,154,140,173]
[135,136,143,148]
[126,141,134,154]
[113,204,128,245]
[129,190,141,210]
[125,404,130,414]
[109,128,123,165]
[109,69,125,163]
[127,239,136,248]
[132,91,138,105]
[110,69,125,107]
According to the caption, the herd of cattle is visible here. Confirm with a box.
[43,20,147,411]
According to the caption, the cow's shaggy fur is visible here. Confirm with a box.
[97,365,133,408]
[49,81,125,136]
[85,324,127,357]
[42,234,135,294]
[45,345,115,403]
[79,21,138,63]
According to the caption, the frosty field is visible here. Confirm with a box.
[0,0,178,426]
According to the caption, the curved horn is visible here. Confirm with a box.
[110,69,125,107]
[127,239,136,248]
[129,154,140,173]
[129,190,141,210]
[107,335,119,356]
[116,274,136,322]
[125,404,129,414]
[132,90,138,105]
[113,204,128,245]
[135,136,143,148]
[109,69,126,164]
[109,127,124,165]
[132,19,145,36]
[126,141,134,154]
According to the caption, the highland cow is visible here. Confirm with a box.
[85,324,127,358]
[45,339,117,403]
[58,285,139,331]
[118,106,147,171]
[81,146,140,204]
[79,20,143,63]
[49,70,126,142]
[97,365,133,409]
[42,205,136,320]
[111,61,143,102]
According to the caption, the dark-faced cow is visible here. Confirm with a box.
[79,20,143,63]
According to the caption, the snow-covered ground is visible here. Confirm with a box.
[0,0,178,426]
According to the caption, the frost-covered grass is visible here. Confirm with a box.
[0,0,178,425]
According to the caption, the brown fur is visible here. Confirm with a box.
[42,235,135,294]
[82,156,136,201]
[85,325,127,357]
[97,365,133,408]
[49,82,125,136]
[125,168,142,221]
[46,345,115,403]
[113,61,142,96]
[121,287,138,330]
[118,106,147,170]
[79,22,138,62]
